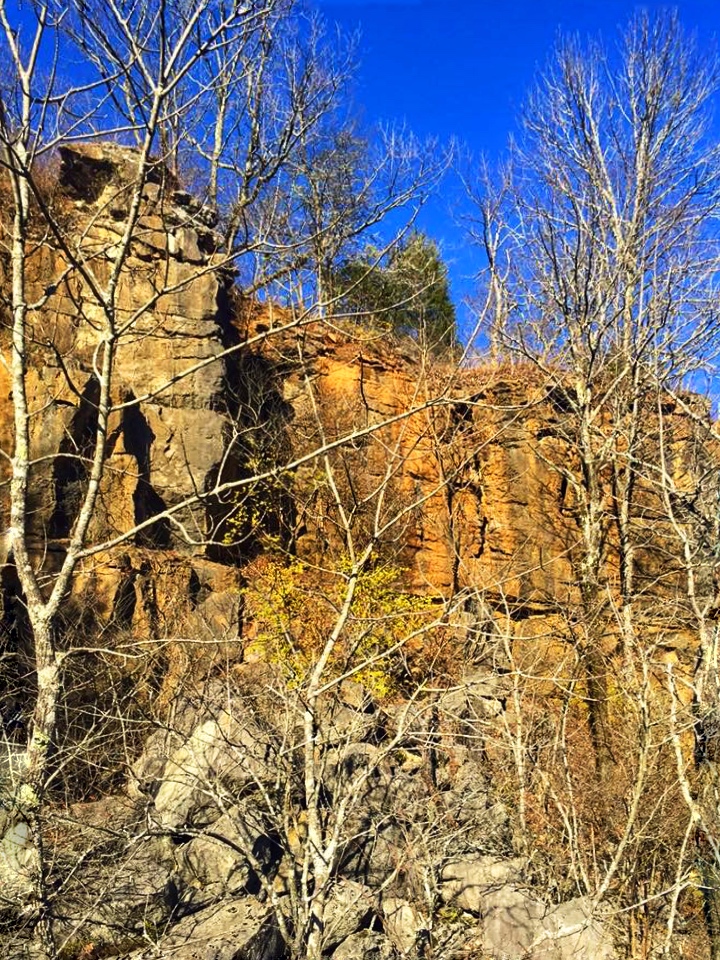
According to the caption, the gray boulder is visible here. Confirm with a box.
[331,930,395,960]
[382,896,427,955]
[439,855,615,960]
[52,835,177,956]
[481,885,546,959]
[529,897,615,960]
[440,855,526,914]
[323,879,377,951]
[0,819,35,910]
[117,899,284,960]
[150,708,274,831]
[439,669,510,718]
[176,812,252,900]
[175,802,280,907]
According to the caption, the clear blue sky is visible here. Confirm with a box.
[315,0,720,336]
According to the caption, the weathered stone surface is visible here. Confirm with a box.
[481,886,547,959]
[331,930,395,960]
[170,226,204,263]
[67,549,243,694]
[150,708,274,831]
[174,801,279,908]
[382,896,427,954]
[0,144,701,686]
[530,898,615,960]
[323,879,377,951]
[0,819,35,910]
[0,142,240,615]
[117,899,283,960]
[320,701,383,747]
[440,855,526,915]
[176,811,253,898]
[438,857,614,960]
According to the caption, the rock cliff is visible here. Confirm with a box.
[0,145,697,642]
[0,143,247,648]
[0,146,711,960]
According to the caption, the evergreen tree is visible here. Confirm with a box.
[338,232,458,353]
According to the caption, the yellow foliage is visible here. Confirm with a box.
[222,479,286,552]
[242,555,435,698]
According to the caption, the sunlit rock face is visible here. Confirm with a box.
[0,143,244,647]
[238,304,697,618]
[0,144,703,660]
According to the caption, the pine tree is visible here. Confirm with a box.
[338,232,458,353]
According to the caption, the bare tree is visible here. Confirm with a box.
[465,11,720,955]
[0,2,452,956]
[652,388,720,958]
[473,9,720,773]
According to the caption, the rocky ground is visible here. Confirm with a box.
[2,661,616,960]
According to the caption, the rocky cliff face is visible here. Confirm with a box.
[0,143,247,650]
[236,306,697,624]
[0,147,710,960]
[0,146,697,645]
[234,306,572,602]
[0,148,543,652]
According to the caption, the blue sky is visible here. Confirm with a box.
[315,0,720,335]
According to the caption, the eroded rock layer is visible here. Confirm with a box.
[0,146,702,656]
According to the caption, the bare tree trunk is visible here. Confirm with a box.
[18,620,60,959]
[695,629,720,960]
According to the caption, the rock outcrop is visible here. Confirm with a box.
[0,144,247,654]
[237,306,697,623]
[0,144,699,644]
[0,145,709,960]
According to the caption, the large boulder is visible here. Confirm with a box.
[323,879,377,952]
[117,899,284,960]
[440,856,615,960]
[150,707,275,831]
[440,855,526,914]
[382,896,427,955]
[480,886,546,959]
[331,930,395,960]
[530,898,616,960]
[174,802,281,907]
[175,810,254,899]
